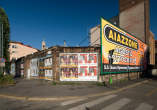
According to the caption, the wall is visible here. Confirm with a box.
[23,49,53,80]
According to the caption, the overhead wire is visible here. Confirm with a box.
[78,25,100,46]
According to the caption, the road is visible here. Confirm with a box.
[0,79,157,110]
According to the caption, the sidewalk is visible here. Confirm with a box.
[0,78,148,98]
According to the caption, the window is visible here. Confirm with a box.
[21,64,24,68]
[12,45,17,48]
[12,51,16,53]
[50,58,52,65]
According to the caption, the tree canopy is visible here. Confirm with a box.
[0,7,10,72]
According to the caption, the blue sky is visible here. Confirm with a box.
[0,0,156,49]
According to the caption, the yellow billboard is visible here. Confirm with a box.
[101,18,147,74]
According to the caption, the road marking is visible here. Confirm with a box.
[85,80,149,98]
[101,98,130,110]
[27,96,79,101]
[145,88,157,97]
[0,94,26,100]
[135,103,153,110]
[68,94,117,110]
[61,97,88,106]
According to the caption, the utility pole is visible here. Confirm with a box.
[0,21,2,74]
[2,23,4,74]
[0,21,4,75]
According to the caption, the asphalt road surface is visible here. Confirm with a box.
[0,79,157,110]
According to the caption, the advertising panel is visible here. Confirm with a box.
[45,70,53,80]
[101,18,147,74]
[30,58,39,77]
[60,53,98,81]
[39,54,53,80]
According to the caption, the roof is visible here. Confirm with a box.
[10,41,39,51]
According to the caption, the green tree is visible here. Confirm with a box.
[0,7,10,73]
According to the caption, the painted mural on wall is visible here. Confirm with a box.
[60,53,98,81]
[100,18,148,74]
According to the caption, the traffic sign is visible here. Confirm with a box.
[0,58,6,63]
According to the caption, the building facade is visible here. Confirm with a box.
[155,40,157,64]
[119,0,150,44]
[148,31,155,65]
[11,46,142,83]
[9,41,38,61]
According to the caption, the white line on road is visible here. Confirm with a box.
[135,103,153,110]
[61,97,88,106]
[68,94,117,110]
[101,98,131,110]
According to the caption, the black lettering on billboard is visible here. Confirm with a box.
[104,26,138,50]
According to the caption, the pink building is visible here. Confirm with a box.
[9,41,38,61]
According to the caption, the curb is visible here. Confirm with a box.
[0,80,150,101]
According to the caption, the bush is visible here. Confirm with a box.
[0,74,15,85]
[94,81,106,86]
[52,81,57,85]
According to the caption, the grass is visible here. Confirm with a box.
[52,81,84,86]
[51,81,108,86]
[93,81,107,86]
